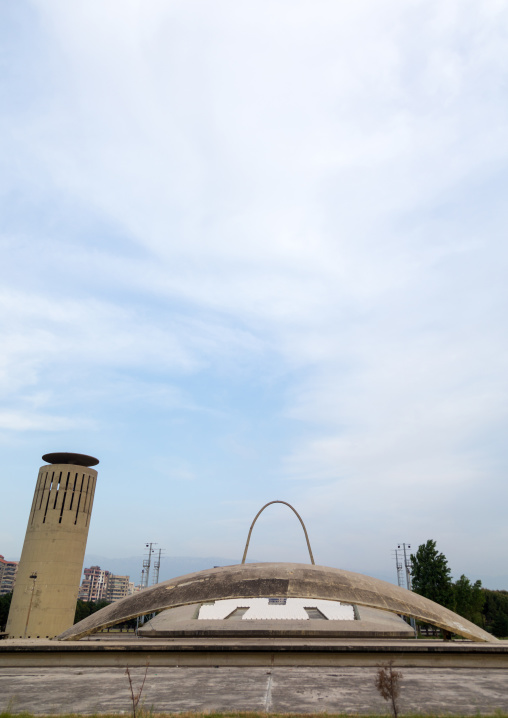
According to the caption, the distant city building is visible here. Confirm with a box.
[79,566,134,602]
[79,566,111,602]
[0,555,19,596]
[104,574,133,602]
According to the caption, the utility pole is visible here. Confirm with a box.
[152,548,164,586]
[398,543,412,591]
[141,542,156,589]
[393,548,404,587]
[137,543,156,631]
[398,542,416,633]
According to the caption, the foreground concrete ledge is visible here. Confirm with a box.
[1,638,507,667]
[3,666,508,715]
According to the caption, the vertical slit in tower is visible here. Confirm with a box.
[43,472,55,523]
[53,471,63,510]
[29,472,43,525]
[59,471,71,524]
[85,480,96,527]
[82,475,91,516]
[69,472,79,510]
[38,473,48,510]
[74,474,85,524]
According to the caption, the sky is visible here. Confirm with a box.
[1,1,508,589]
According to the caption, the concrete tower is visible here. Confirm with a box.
[7,452,99,638]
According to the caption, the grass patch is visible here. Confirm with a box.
[2,713,508,718]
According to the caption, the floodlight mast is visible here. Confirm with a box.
[397,542,416,633]
[141,542,156,589]
[393,548,404,587]
[137,542,157,630]
[152,548,164,585]
[398,543,412,591]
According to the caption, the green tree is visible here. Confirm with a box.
[492,612,508,638]
[74,598,136,632]
[74,599,110,624]
[410,540,455,610]
[482,589,508,637]
[0,592,12,632]
[453,575,484,625]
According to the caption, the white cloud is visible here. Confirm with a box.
[1,1,508,584]
[0,410,90,432]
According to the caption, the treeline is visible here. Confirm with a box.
[74,598,111,624]
[0,595,133,632]
[74,598,137,630]
[0,592,12,632]
[482,589,508,637]
[411,539,508,638]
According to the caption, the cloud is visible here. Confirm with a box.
[0,410,90,432]
[1,1,508,585]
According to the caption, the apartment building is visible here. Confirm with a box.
[0,555,19,595]
[78,566,134,603]
[104,574,134,602]
[78,565,110,602]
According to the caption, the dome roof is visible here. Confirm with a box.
[58,562,496,642]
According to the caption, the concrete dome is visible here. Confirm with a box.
[58,562,497,642]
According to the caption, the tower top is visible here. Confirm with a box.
[42,452,99,467]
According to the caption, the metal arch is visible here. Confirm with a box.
[241,500,315,565]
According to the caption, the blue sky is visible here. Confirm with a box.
[1,1,508,588]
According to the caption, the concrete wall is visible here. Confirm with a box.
[6,463,98,638]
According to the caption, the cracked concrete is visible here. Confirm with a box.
[2,666,508,714]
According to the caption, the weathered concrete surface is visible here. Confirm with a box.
[2,665,508,714]
[2,637,508,668]
[58,563,497,643]
[138,602,416,638]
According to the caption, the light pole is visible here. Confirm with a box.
[23,572,37,639]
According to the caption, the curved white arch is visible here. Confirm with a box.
[241,501,315,564]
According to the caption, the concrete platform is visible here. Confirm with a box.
[138,602,416,639]
[2,665,508,714]
[1,636,508,668]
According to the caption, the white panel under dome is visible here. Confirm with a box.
[198,598,355,620]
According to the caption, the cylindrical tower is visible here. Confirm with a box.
[7,452,99,638]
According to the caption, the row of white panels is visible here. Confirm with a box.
[198,598,355,621]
